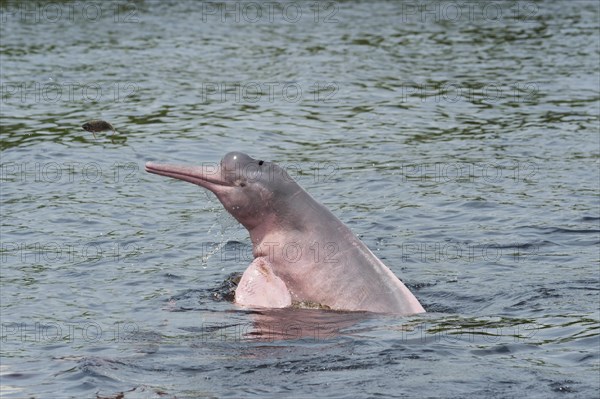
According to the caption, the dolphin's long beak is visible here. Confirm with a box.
[145,162,232,192]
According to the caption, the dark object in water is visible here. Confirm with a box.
[210,272,242,302]
[82,120,115,139]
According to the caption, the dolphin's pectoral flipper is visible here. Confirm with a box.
[234,257,292,308]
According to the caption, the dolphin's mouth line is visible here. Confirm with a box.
[145,163,233,187]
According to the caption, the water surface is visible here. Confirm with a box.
[1,1,599,398]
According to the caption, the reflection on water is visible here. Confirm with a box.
[243,308,374,341]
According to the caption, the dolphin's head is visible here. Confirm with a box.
[146,152,299,231]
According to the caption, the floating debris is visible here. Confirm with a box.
[82,120,115,139]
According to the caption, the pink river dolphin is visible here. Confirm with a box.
[146,152,425,315]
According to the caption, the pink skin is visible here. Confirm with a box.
[146,152,425,315]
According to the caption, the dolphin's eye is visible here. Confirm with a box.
[258,160,264,166]
[240,182,246,187]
